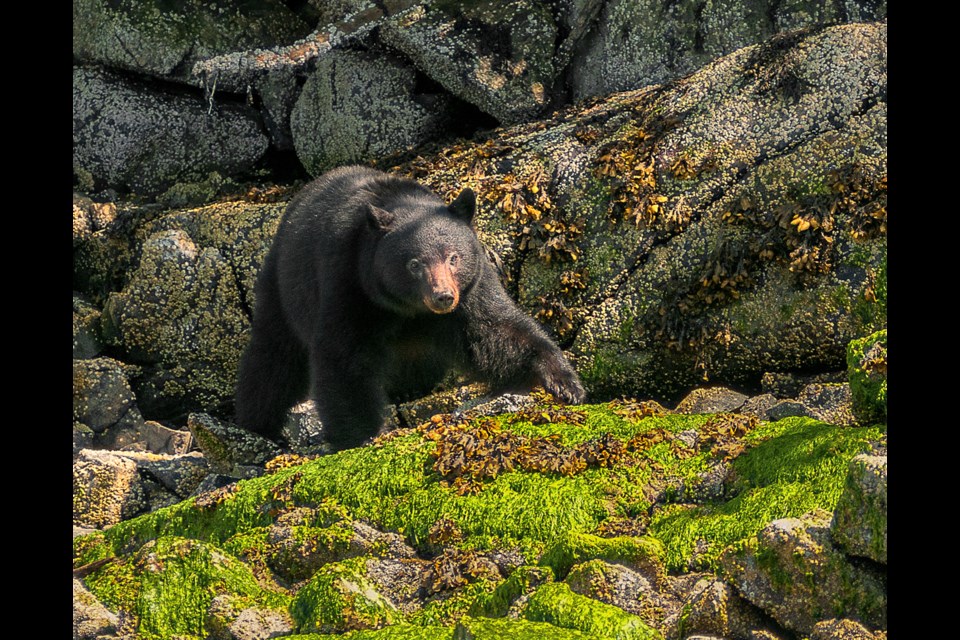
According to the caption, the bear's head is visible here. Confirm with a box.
[365,188,483,316]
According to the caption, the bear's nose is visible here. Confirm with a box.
[432,291,455,309]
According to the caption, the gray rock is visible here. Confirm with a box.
[73,294,104,359]
[73,357,144,435]
[290,49,450,176]
[190,474,240,497]
[113,451,210,499]
[73,449,146,528]
[101,420,194,456]
[187,413,282,474]
[765,400,818,421]
[663,576,770,640]
[720,510,886,635]
[396,383,487,427]
[73,66,269,195]
[810,618,883,640]
[101,230,251,416]
[73,577,119,639]
[73,0,311,83]
[570,0,886,103]
[254,68,301,151]
[831,454,887,564]
[739,394,779,420]
[798,383,856,426]
[674,387,748,414]
[381,1,558,123]
[457,393,536,418]
[206,594,294,640]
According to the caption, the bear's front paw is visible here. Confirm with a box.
[537,355,586,405]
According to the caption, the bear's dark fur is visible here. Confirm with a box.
[235,165,585,450]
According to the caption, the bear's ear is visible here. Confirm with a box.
[448,188,476,224]
[367,204,396,232]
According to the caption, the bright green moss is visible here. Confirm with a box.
[538,532,665,581]
[408,579,501,627]
[524,582,662,639]
[290,557,397,634]
[469,565,554,618]
[648,418,884,572]
[281,626,452,640]
[84,536,290,640]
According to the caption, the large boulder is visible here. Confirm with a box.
[381,0,558,124]
[290,49,451,175]
[831,454,887,564]
[73,67,269,195]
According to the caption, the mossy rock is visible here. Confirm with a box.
[290,557,398,634]
[830,454,887,564]
[846,330,887,425]
[523,582,662,639]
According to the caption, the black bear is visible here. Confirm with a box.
[235,165,585,450]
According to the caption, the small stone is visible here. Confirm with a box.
[396,383,487,427]
[663,577,769,639]
[99,419,194,455]
[761,371,846,399]
[206,594,294,640]
[73,357,143,434]
[112,450,210,499]
[457,393,536,418]
[674,387,749,414]
[739,394,779,420]
[811,618,883,640]
[282,401,324,450]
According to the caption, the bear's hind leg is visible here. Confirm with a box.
[234,306,309,442]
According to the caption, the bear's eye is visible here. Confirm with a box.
[449,254,460,267]
[407,258,422,274]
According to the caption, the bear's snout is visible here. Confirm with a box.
[423,263,460,314]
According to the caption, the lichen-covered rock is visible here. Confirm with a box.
[469,565,554,618]
[73,0,311,83]
[73,577,119,639]
[289,557,398,633]
[73,357,144,435]
[187,413,282,474]
[831,454,886,564]
[662,577,770,640]
[720,510,886,635]
[396,383,488,428]
[290,49,451,176]
[73,66,269,195]
[74,423,95,457]
[282,401,325,450]
[523,581,662,639]
[798,383,856,426]
[100,229,250,417]
[365,557,430,616]
[570,0,887,102]
[206,594,295,640]
[810,618,886,640]
[73,449,146,528]
[846,330,887,425]
[73,294,104,359]
[381,1,557,124]
[674,387,748,414]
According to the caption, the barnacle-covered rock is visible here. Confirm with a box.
[719,510,886,635]
[73,448,147,528]
[73,357,144,435]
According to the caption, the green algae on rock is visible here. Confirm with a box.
[290,556,399,633]
[524,582,662,639]
[831,454,887,564]
[846,330,887,425]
